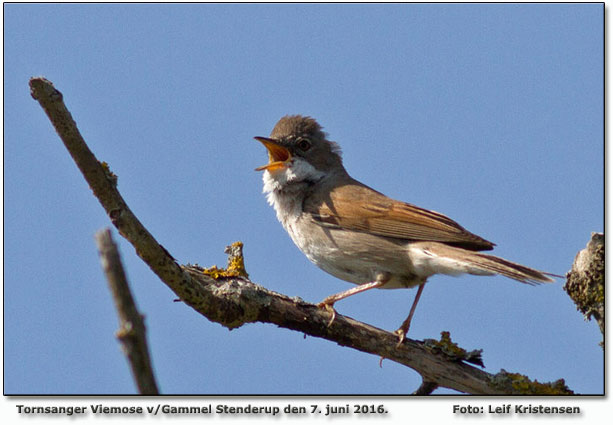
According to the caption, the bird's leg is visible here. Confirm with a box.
[395,282,426,346]
[317,275,389,328]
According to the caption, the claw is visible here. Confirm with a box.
[394,328,406,348]
[317,302,337,327]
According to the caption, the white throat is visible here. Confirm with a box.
[262,158,325,229]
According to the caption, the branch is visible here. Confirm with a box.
[95,228,159,395]
[30,77,572,395]
[413,380,439,396]
[564,232,604,346]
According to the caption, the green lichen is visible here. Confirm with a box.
[224,241,249,278]
[423,331,484,367]
[490,369,574,395]
[564,233,604,345]
[200,241,249,279]
[565,249,604,317]
[201,264,227,279]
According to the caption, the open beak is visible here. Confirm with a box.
[254,137,292,171]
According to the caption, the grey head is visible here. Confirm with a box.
[255,115,344,174]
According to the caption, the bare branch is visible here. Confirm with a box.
[95,228,159,395]
[413,380,438,396]
[564,232,604,346]
[30,77,572,395]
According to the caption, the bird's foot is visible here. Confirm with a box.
[394,328,407,348]
[317,302,337,328]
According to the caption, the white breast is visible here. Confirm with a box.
[262,159,325,231]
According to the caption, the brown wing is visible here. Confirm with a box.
[304,177,494,251]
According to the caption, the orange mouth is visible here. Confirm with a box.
[254,137,292,171]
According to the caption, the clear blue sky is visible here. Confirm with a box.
[4,3,603,397]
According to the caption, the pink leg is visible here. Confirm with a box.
[318,280,386,306]
[318,278,389,327]
[395,283,426,346]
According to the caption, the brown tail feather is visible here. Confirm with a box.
[414,242,558,284]
[471,252,555,284]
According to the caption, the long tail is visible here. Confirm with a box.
[413,242,557,284]
[469,251,556,284]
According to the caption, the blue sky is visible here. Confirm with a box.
[3,2,603,398]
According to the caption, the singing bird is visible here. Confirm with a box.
[255,115,555,342]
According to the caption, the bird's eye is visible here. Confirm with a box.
[297,138,312,151]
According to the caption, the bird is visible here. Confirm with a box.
[254,115,555,343]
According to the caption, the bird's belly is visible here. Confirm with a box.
[285,217,422,289]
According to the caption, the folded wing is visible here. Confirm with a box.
[304,178,495,252]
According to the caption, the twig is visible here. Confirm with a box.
[30,77,571,395]
[413,380,439,395]
[95,228,159,395]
